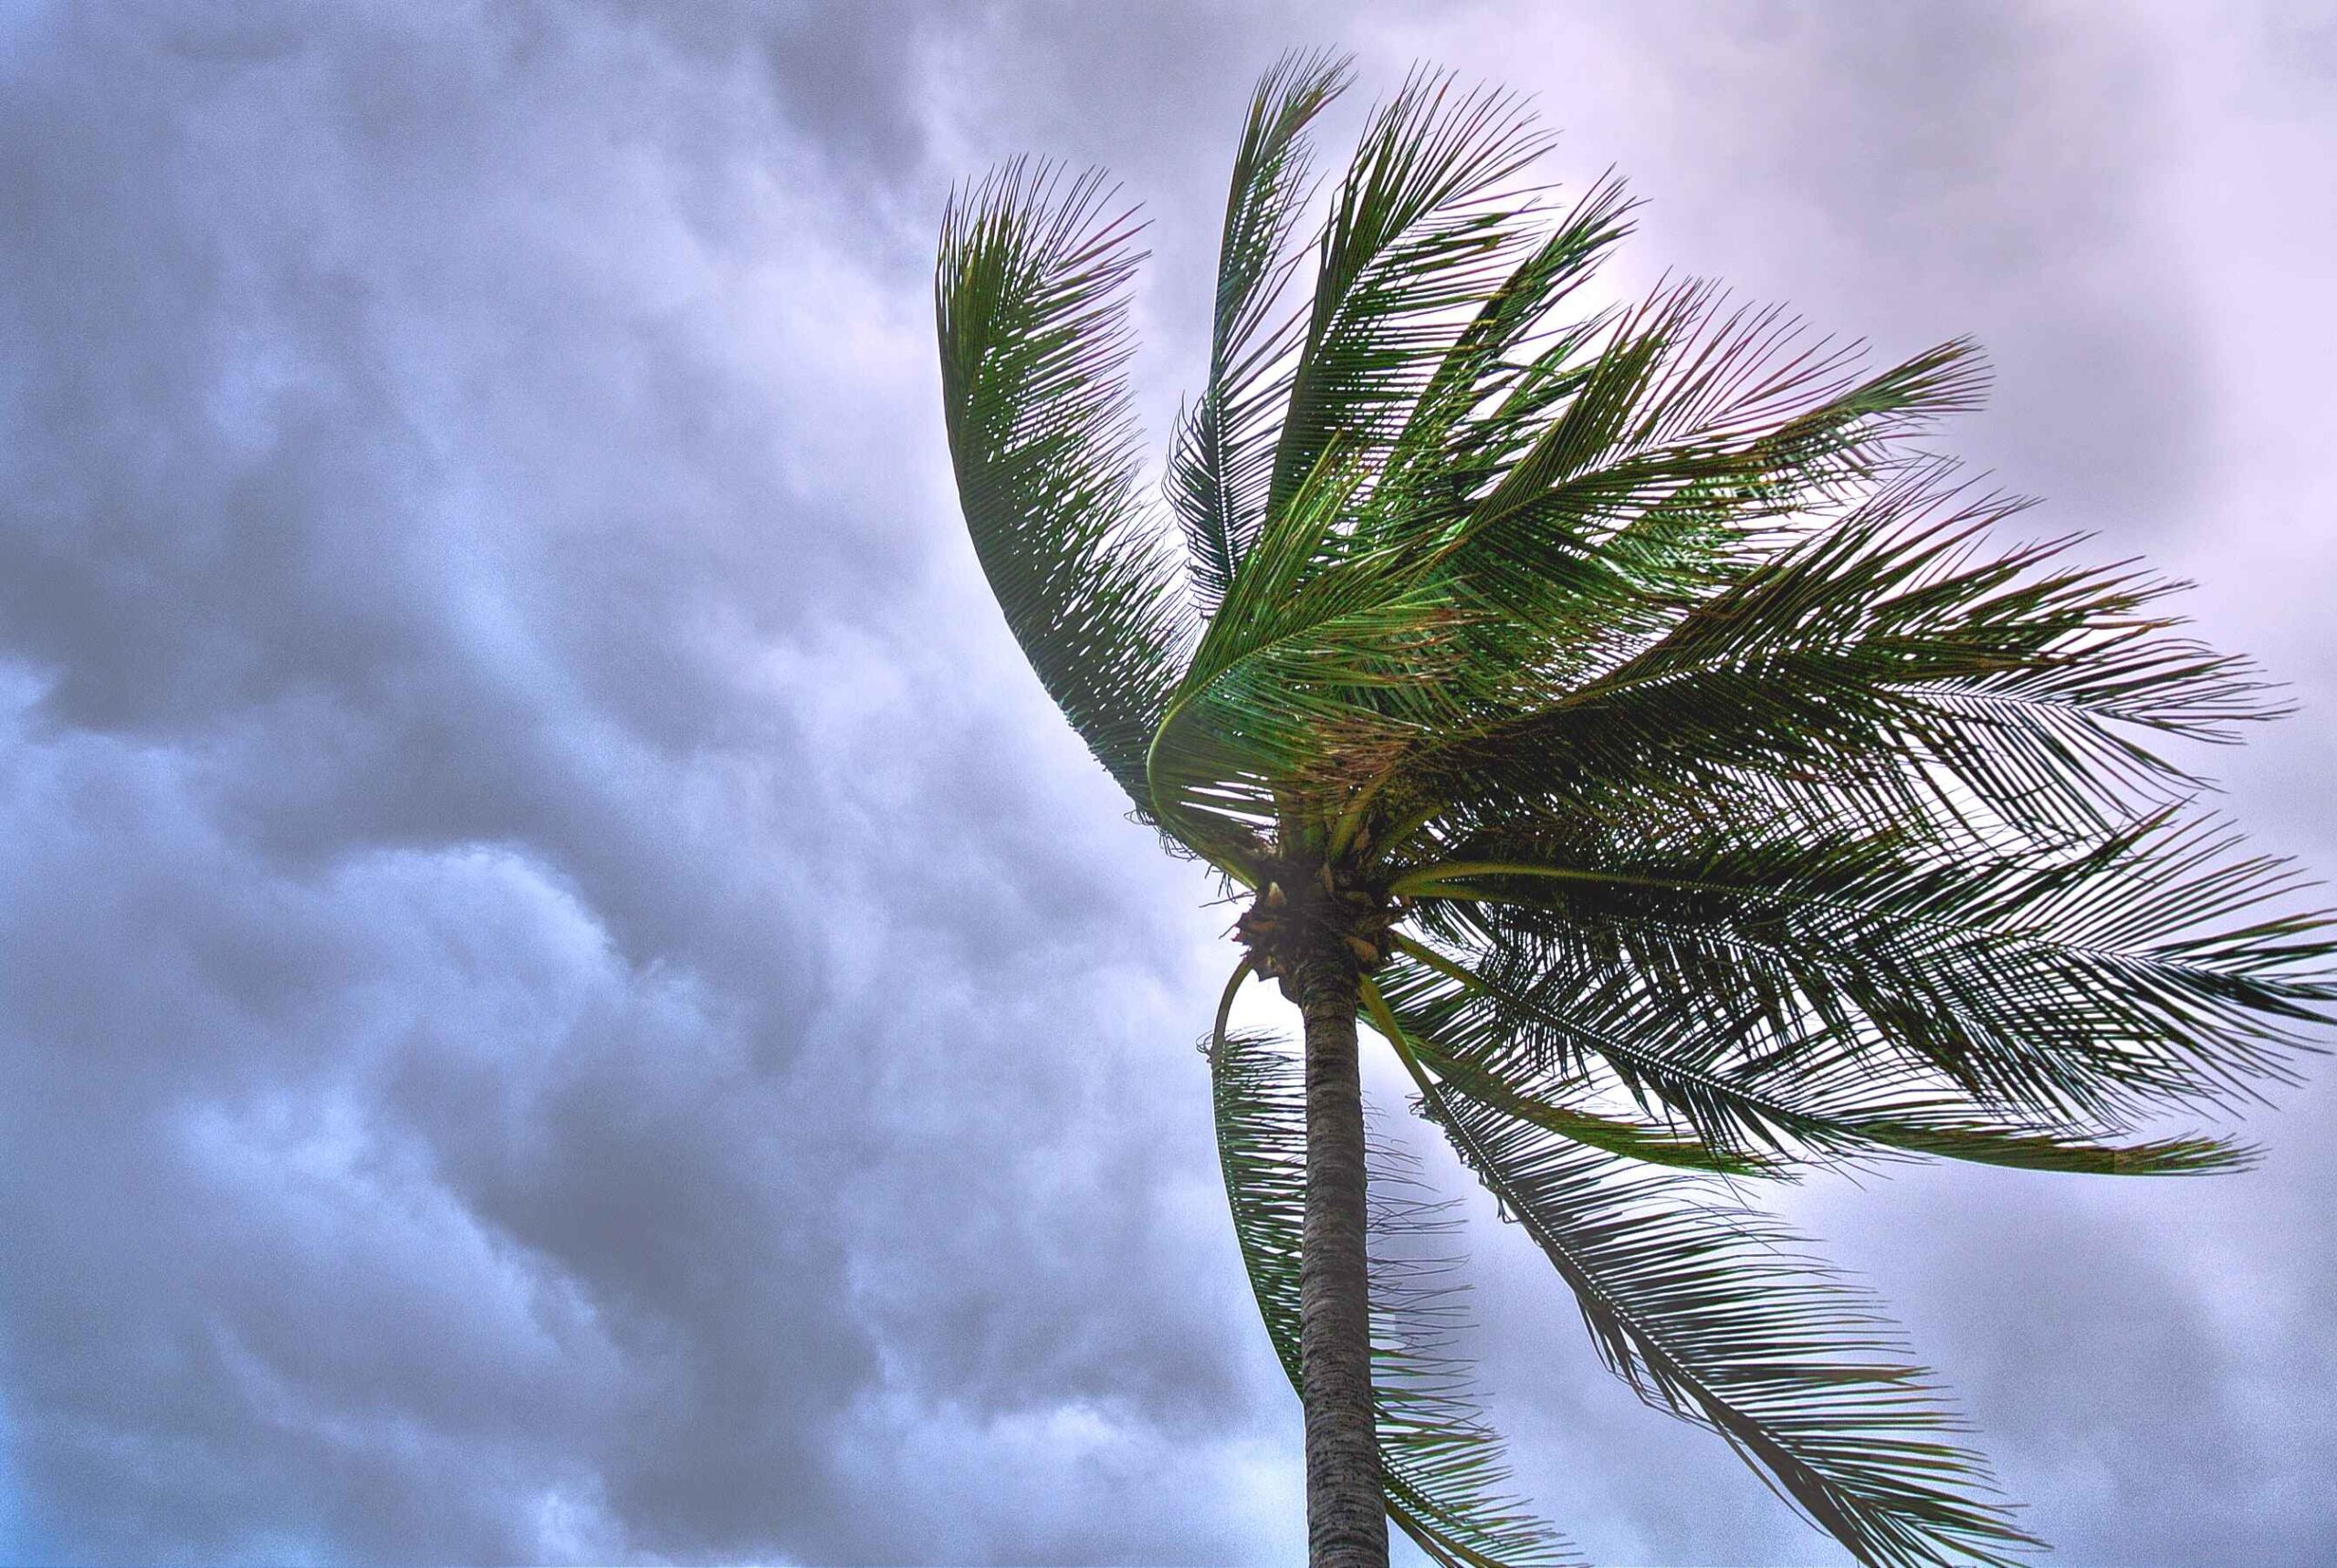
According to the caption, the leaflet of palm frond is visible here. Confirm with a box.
[1170,49,1354,615]
[1410,1070,2040,1568]
[937,162,1192,817]
[1376,936,2260,1177]
[1393,810,2334,1130]
[1267,68,1556,521]
[1207,1000,1577,1567]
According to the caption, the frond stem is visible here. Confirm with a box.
[1391,861,1699,898]
[1212,955,1256,1053]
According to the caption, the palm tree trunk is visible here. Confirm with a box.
[1294,942,1389,1567]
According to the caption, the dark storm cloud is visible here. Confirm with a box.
[0,4,1286,1563]
[2,3,2331,1565]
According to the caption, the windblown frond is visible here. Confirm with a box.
[1378,463,2284,858]
[1209,993,1577,1567]
[937,162,1189,815]
[1359,972,1784,1177]
[1170,49,1354,615]
[1378,935,2267,1178]
[1392,810,2333,1131]
[1375,172,1638,512]
[1269,68,1555,522]
[1402,1051,2040,1568]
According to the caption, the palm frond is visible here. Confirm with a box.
[1398,1050,2039,1568]
[1429,299,1978,580]
[1208,973,1577,1566]
[938,162,1192,815]
[1368,172,1638,522]
[1169,49,1354,616]
[1393,808,2333,1129]
[1380,936,2263,1177]
[1378,463,2282,859]
[1268,68,1555,524]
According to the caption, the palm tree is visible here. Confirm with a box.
[933,51,2332,1568]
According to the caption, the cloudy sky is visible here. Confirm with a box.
[3,2,2333,1563]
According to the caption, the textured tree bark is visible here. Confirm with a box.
[1293,941,1389,1568]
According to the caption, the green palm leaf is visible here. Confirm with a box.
[1383,466,2279,854]
[1360,970,1783,1177]
[1170,49,1354,614]
[1209,981,1577,1567]
[1268,68,1553,524]
[1406,1057,2038,1568]
[1395,810,2332,1128]
[1378,936,2261,1178]
[1374,172,1638,519]
[937,162,1190,815]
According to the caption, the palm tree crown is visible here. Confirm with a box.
[934,50,2333,1568]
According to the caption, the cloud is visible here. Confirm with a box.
[0,5,1282,1562]
[0,2,2330,1564]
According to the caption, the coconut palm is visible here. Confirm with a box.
[933,51,2332,1568]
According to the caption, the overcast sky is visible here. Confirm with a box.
[2,3,2332,1563]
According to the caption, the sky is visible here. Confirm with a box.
[1,2,2333,1563]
